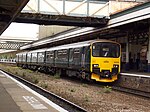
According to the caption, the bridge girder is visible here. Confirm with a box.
[15,12,108,27]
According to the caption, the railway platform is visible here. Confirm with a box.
[0,70,67,112]
[121,71,150,77]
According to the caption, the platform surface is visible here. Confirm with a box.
[121,71,150,78]
[0,70,67,112]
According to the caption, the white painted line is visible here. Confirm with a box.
[121,73,150,78]
[0,70,68,112]
[17,84,24,89]
[23,96,48,109]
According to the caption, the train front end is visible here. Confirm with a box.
[90,41,121,82]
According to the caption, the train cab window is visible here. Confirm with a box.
[101,46,110,57]
[92,42,120,58]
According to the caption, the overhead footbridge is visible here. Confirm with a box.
[15,0,111,27]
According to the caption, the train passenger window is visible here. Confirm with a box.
[46,51,54,62]
[58,50,67,58]
[56,49,68,63]
[38,52,44,62]
[32,53,37,62]
[73,48,80,58]
[16,55,19,62]
[22,54,26,62]
[27,53,31,62]
[19,55,22,62]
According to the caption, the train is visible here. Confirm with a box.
[16,39,121,82]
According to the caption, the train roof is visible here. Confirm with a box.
[46,40,92,51]
[46,39,119,51]
[16,51,28,55]
[17,39,120,54]
[28,48,47,53]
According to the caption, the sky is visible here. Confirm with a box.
[1,23,39,40]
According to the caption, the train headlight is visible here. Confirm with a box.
[93,64,99,68]
[113,65,119,68]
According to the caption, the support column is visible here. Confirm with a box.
[87,0,89,16]
[126,42,129,63]
[37,0,40,13]
[63,0,65,15]
[125,37,129,71]
[147,19,150,72]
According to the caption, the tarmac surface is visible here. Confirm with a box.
[0,70,67,112]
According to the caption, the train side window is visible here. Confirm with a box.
[57,49,67,58]
[27,53,31,62]
[32,53,37,62]
[19,54,22,62]
[38,52,44,62]
[73,48,80,58]
[22,54,26,62]
[46,51,54,62]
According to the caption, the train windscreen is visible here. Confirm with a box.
[92,42,120,58]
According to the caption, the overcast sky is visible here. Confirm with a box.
[1,23,39,40]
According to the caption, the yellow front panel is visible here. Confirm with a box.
[90,56,120,82]
[91,73,118,82]
[90,57,120,72]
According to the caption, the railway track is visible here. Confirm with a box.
[112,85,150,98]
[0,69,87,112]
[112,73,150,98]
[61,75,150,99]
